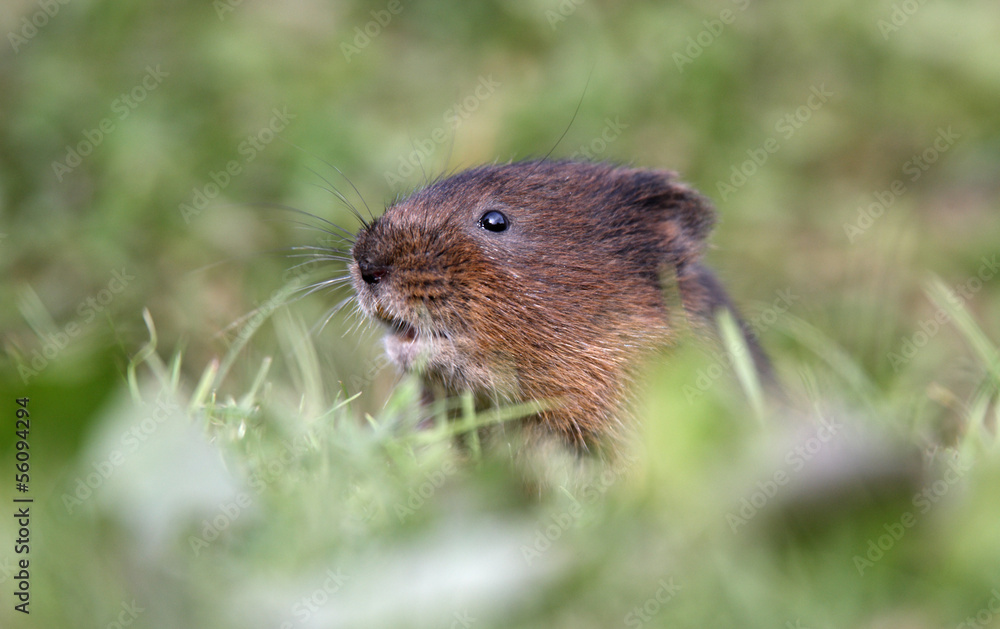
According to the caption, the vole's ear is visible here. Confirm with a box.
[648,172,717,267]
[627,170,773,382]
[616,168,717,266]
[629,169,776,385]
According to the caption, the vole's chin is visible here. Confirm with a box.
[382,326,490,393]
[382,329,436,372]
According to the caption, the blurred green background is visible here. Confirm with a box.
[2,0,1000,627]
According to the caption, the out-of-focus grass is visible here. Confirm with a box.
[13,287,1000,628]
[1,0,1000,627]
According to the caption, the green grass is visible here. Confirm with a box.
[2,0,1000,627]
[13,281,1000,628]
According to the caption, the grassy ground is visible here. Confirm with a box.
[1,0,1000,627]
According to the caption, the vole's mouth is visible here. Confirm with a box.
[371,306,444,343]
[387,317,418,342]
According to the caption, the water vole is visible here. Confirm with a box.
[349,160,771,451]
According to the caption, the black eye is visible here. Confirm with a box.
[479,210,508,233]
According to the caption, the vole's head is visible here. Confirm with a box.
[350,160,716,441]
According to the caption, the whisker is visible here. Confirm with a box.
[288,244,351,254]
[185,244,344,277]
[327,164,374,224]
[276,137,375,224]
[284,254,352,266]
[284,245,352,259]
[233,201,357,241]
[277,244,349,256]
[285,246,351,257]
[304,166,369,228]
[409,134,430,187]
[518,66,594,184]
[312,294,357,336]
[290,277,354,301]
[303,165,374,226]
[215,304,267,339]
[303,165,359,213]
[261,215,355,244]
[282,259,346,279]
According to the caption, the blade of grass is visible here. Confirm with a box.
[408,398,554,445]
[238,356,273,411]
[214,279,303,389]
[958,385,992,461]
[782,313,880,411]
[127,309,160,403]
[717,309,765,423]
[169,349,183,393]
[926,277,1000,385]
[460,391,481,460]
[16,284,59,339]
[275,309,327,421]
[189,359,220,413]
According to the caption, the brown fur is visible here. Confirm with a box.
[350,160,770,452]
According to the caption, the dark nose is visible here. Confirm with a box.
[357,258,389,285]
